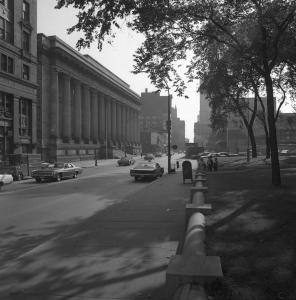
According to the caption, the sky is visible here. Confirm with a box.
[37,0,200,142]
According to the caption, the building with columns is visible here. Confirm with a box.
[0,0,38,162]
[37,34,141,162]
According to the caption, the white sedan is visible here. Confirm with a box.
[0,174,13,190]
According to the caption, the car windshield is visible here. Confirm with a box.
[136,162,155,168]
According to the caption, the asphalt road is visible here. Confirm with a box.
[0,155,188,266]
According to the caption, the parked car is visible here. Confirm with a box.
[0,165,24,181]
[144,153,155,161]
[0,174,13,190]
[117,156,135,166]
[155,152,162,157]
[130,161,164,181]
[217,152,229,157]
[279,149,290,156]
[31,162,83,183]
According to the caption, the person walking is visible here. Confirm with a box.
[207,156,213,171]
[213,157,218,171]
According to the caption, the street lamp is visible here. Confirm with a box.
[167,87,172,173]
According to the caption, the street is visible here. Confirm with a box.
[0,154,191,299]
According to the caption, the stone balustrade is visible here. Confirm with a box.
[165,164,223,299]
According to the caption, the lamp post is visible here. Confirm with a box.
[167,87,172,173]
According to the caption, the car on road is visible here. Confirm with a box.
[217,152,229,157]
[0,165,24,181]
[143,153,155,161]
[155,152,162,157]
[117,156,135,166]
[130,161,164,181]
[31,162,83,183]
[0,173,13,190]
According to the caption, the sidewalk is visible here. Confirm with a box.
[1,170,190,300]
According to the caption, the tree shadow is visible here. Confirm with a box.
[205,168,296,300]
[1,172,188,300]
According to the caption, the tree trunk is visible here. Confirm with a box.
[248,126,257,158]
[263,122,270,159]
[265,74,281,185]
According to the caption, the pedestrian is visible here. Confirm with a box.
[213,157,218,171]
[207,156,213,171]
[199,157,206,170]
[140,152,143,158]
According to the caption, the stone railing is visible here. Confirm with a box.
[166,165,223,299]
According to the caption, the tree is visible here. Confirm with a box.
[56,0,296,186]
[198,42,259,158]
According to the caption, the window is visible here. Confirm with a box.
[1,53,13,73]
[0,92,13,117]
[22,1,30,22]
[19,98,31,137]
[5,20,12,43]
[0,18,4,40]
[0,17,13,43]
[23,64,29,80]
[22,31,30,52]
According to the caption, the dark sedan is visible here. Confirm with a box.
[130,162,164,181]
[32,162,83,183]
[117,156,135,166]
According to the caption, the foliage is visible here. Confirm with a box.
[56,0,296,185]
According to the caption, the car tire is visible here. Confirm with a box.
[36,177,41,183]
[56,174,62,182]
[73,172,78,178]
[134,176,138,181]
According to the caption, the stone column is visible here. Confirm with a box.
[50,67,59,138]
[62,73,71,141]
[132,109,136,143]
[91,89,98,143]
[136,111,140,143]
[82,85,91,142]
[111,99,117,143]
[98,92,105,142]
[106,96,112,141]
[121,105,126,142]
[127,107,131,143]
[116,102,122,143]
[73,80,82,142]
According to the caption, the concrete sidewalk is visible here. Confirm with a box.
[1,171,191,300]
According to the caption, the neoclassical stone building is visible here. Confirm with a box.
[37,34,141,162]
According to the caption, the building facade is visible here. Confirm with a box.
[37,34,141,162]
[140,90,168,153]
[171,106,185,151]
[0,0,38,162]
[194,90,212,147]
[140,90,186,153]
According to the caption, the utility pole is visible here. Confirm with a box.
[167,87,172,173]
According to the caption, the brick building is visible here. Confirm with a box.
[140,90,185,153]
